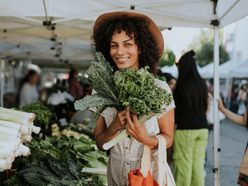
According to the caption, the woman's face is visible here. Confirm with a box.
[168,79,176,92]
[110,31,140,70]
[30,73,39,85]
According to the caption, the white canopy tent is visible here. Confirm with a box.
[161,64,178,78]
[161,64,202,79]
[199,59,245,78]
[0,0,248,63]
[1,1,248,185]
[199,62,214,78]
[230,59,248,78]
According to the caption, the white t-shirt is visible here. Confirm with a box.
[19,83,39,107]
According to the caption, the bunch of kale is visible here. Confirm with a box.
[114,67,172,116]
[74,52,172,128]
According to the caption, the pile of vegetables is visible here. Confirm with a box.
[20,101,53,128]
[51,123,93,139]
[0,107,40,171]
[75,53,172,150]
[4,136,107,186]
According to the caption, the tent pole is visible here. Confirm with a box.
[213,26,221,186]
[0,60,5,107]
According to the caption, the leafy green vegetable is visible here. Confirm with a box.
[20,101,52,126]
[114,67,173,116]
[75,52,173,128]
[74,52,122,128]
[86,52,118,103]
[4,136,107,186]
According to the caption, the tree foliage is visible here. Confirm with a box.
[187,29,230,67]
[159,48,176,67]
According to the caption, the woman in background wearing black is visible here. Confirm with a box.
[173,50,209,186]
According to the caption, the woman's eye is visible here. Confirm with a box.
[111,45,117,48]
[125,43,133,47]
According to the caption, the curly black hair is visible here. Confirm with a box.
[92,15,160,74]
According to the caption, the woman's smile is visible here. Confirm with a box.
[116,57,130,63]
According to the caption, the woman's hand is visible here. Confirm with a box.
[125,109,149,144]
[109,110,127,132]
[217,99,226,113]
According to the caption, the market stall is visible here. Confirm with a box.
[1,1,248,185]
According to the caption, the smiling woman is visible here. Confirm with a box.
[91,12,175,186]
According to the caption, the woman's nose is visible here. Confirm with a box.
[117,45,125,55]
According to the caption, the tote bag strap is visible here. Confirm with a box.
[140,145,151,177]
[155,135,176,186]
[154,135,167,185]
[155,135,167,164]
[140,135,166,177]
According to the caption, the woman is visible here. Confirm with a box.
[19,69,40,108]
[68,69,84,100]
[164,73,177,92]
[173,50,209,186]
[218,99,248,186]
[237,81,248,115]
[92,12,175,185]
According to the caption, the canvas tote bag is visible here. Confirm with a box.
[128,135,175,186]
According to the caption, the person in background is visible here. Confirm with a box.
[173,50,209,186]
[68,69,84,100]
[19,69,40,108]
[70,82,93,124]
[83,84,93,97]
[218,99,248,186]
[230,83,239,113]
[164,72,177,92]
[237,80,248,115]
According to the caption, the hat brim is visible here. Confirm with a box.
[93,11,164,58]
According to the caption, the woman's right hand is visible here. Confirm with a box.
[217,99,225,112]
[110,110,127,132]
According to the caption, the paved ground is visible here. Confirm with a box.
[205,119,248,186]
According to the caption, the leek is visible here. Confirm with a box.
[0,133,21,142]
[81,167,107,176]
[0,140,21,149]
[20,125,30,135]
[21,134,32,142]
[0,156,14,170]
[0,159,9,170]
[0,107,38,171]
[0,147,14,159]
[0,119,33,135]
[0,107,35,125]
[0,120,21,130]
[30,124,41,134]
[0,125,21,137]
[15,144,30,156]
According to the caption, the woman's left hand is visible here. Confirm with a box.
[125,109,149,144]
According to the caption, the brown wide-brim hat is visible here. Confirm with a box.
[93,11,164,58]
